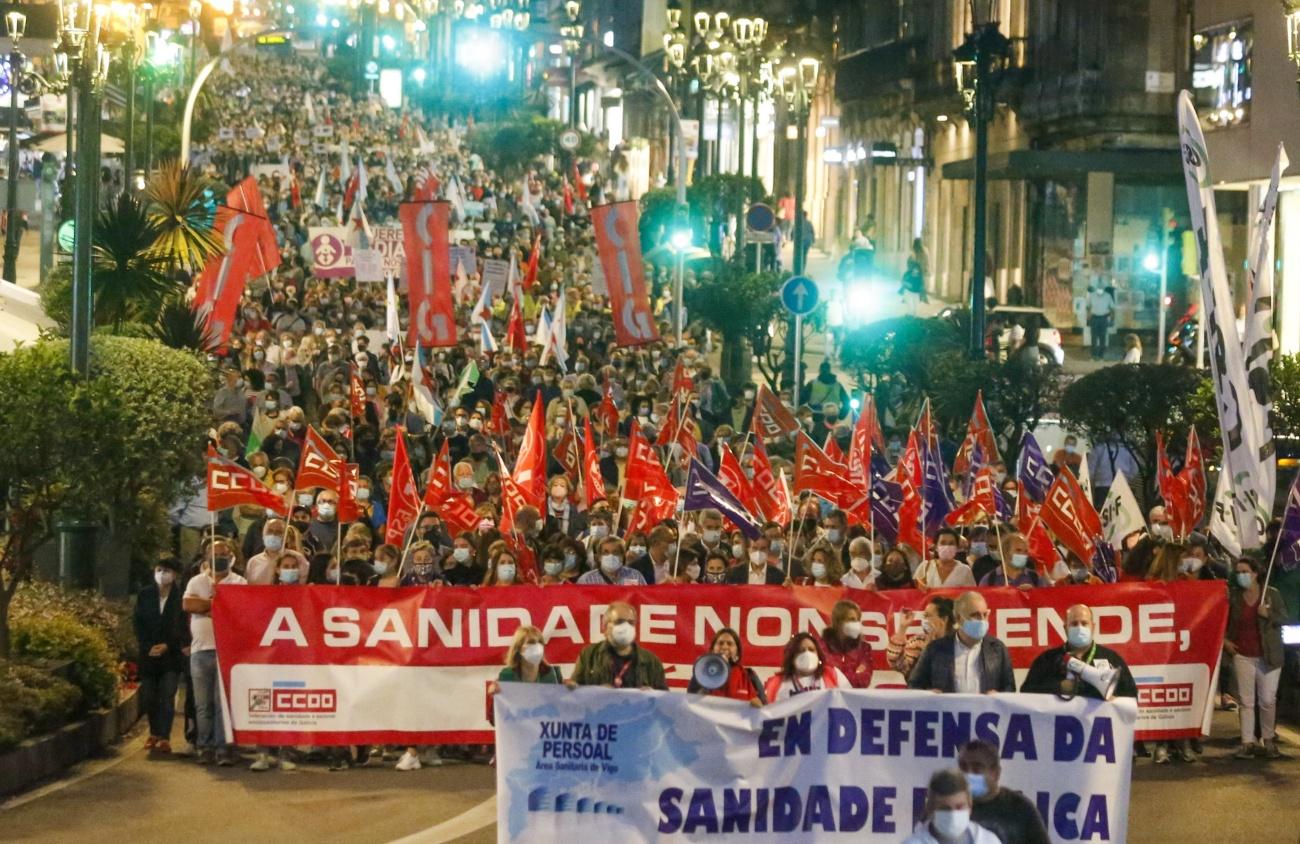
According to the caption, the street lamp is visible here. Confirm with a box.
[1286,0,1300,94]
[561,0,582,127]
[953,0,1009,359]
[779,53,818,276]
[3,10,26,284]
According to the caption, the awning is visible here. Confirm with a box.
[941,148,1182,182]
[26,132,125,155]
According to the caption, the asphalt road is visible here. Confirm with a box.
[3,710,1297,843]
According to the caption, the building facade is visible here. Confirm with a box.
[826,0,1194,339]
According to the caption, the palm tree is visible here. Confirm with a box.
[153,291,217,351]
[144,159,223,272]
[92,194,177,332]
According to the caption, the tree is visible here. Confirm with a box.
[145,160,224,272]
[0,337,213,657]
[929,355,1064,460]
[471,116,599,178]
[93,194,177,332]
[684,259,785,390]
[838,315,965,429]
[1059,364,1207,499]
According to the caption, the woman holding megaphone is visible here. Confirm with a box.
[687,628,766,708]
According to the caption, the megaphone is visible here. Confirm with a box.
[692,654,731,691]
[1064,656,1119,700]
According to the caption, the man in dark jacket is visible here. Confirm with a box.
[724,536,786,585]
[570,602,668,690]
[1020,604,1138,700]
[959,739,1052,844]
[134,556,190,753]
[908,592,1016,693]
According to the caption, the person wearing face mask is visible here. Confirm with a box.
[819,600,874,688]
[630,525,678,585]
[306,490,344,551]
[1020,604,1137,704]
[725,536,785,585]
[978,532,1048,589]
[812,510,850,566]
[542,475,587,540]
[1147,505,1174,542]
[441,534,486,585]
[902,768,1001,844]
[957,741,1051,844]
[489,625,564,698]
[1051,435,1083,474]
[134,557,188,757]
[909,592,1015,694]
[888,596,955,680]
[537,545,569,584]
[763,633,850,702]
[577,537,648,585]
[687,628,765,707]
[696,510,726,553]
[1054,553,1103,586]
[483,543,520,586]
[244,518,310,585]
[875,547,917,590]
[801,546,844,587]
[915,529,977,590]
[581,511,613,563]
[182,542,247,765]
[1224,557,1288,760]
[399,542,445,586]
[964,525,999,583]
[699,551,730,584]
[840,536,877,589]
[570,602,667,689]
[728,533,750,567]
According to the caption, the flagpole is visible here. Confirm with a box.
[1262,531,1284,597]
[569,397,585,511]
[993,518,1010,585]
[394,499,427,582]
[671,515,687,580]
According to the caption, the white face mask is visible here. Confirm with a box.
[273,481,289,494]
[521,642,545,665]
[453,547,471,562]
[731,543,746,558]
[262,534,284,552]
[589,524,609,539]
[627,545,647,558]
[749,550,768,566]
[154,570,175,587]
[600,554,623,573]
[702,529,721,544]
[686,563,701,581]
[497,564,516,584]
[936,545,957,562]
[794,650,820,675]
[610,620,636,647]
[850,556,871,573]
[841,620,862,639]
[316,503,336,520]
[932,809,971,839]
[297,492,314,507]
[810,562,827,580]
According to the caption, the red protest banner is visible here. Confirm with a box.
[592,201,659,347]
[400,201,457,348]
[215,580,1226,746]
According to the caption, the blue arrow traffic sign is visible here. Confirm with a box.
[781,275,819,316]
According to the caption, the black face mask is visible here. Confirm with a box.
[213,556,232,573]
[701,573,726,584]
[291,520,310,532]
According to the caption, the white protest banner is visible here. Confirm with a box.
[1099,471,1143,547]
[370,224,405,277]
[353,248,384,282]
[1177,92,1269,549]
[482,258,510,298]
[495,685,1136,843]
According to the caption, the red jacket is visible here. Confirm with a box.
[820,634,875,689]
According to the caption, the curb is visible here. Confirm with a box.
[0,687,139,798]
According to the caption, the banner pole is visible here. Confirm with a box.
[1261,531,1283,598]
[395,499,427,582]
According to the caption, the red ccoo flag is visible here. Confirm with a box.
[1182,428,1207,531]
[582,419,606,510]
[624,420,674,501]
[792,432,861,506]
[1156,431,1194,539]
[296,426,342,490]
[440,493,480,537]
[848,394,884,490]
[751,383,801,442]
[333,458,360,523]
[384,430,421,546]
[598,383,620,437]
[348,368,367,420]
[505,293,527,352]
[1040,466,1103,567]
[511,392,547,509]
[206,447,289,515]
[717,446,760,519]
[953,389,1001,476]
[896,431,925,554]
[748,436,785,524]
[423,439,453,509]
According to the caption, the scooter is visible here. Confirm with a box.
[1164,304,1199,365]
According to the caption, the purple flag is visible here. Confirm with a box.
[963,441,987,500]
[683,458,763,539]
[1016,432,1055,503]
[1278,475,1300,571]
[921,439,954,536]
[870,475,902,544]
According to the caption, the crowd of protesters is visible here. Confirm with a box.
[139,52,1290,783]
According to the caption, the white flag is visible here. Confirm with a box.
[1078,453,1092,504]
[312,169,327,208]
[410,345,442,425]
[520,173,540,226]
[304,92,318,125]
[446,174,466,219]
[1243,143,1288,516]
[385,155,404,194]
[385,275,400,344]
[1178,91,1268,550]
[533,304,551,348]
[340,137,351,184]
[472,278,498,353]
[1209,471,1243,558]
[541,289,568,372]
[1099,471,1144,547]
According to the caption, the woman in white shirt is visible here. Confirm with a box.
[914,528,977,590]
[763,633,852,702]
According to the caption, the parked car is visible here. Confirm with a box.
[992,306,1066,366]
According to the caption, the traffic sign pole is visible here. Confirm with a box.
[780,275,819,399]
[792,315,802,399]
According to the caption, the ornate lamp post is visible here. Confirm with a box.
[953,0,1008,359]
[779,54,819,276]
[3,10,26,284]
[1286,0,1300,94]
[560,0,582,128]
